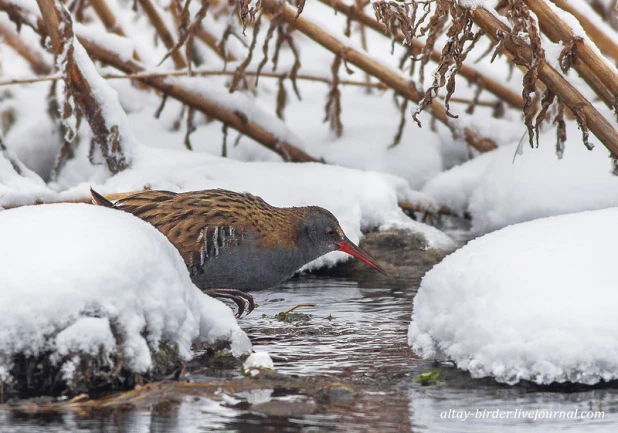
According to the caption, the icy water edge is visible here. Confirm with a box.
[2,277,618,432]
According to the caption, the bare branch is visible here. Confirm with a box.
[524,0,618,118]
[319,0,524,110]
[0,18,51,74]
[36,0,131,173]
[468,4,618,157]
[137,0,188,69]
[261,0,497,152]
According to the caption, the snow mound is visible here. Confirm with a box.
[58,145,455,255]
[0,149,57,208]
[0,203,250,386]
[423,121,618,234]
[409,208,618,385]
[243,351,275,376]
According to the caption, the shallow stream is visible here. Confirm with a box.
[2,277,618,432]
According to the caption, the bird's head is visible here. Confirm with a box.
[300,207,387,275]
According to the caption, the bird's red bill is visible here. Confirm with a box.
[338,240,387,275]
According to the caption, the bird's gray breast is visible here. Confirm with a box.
[189,228,304,290]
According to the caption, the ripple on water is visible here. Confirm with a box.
[244,278,415,378]
[3,277,618,432]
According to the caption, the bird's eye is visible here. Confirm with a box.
[326,228,335,236]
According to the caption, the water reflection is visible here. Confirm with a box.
[409,382,618,432]
[244,278,414,378]
[2,278,617,432]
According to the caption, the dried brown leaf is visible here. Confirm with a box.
[229,13,263,93]
[256,7,283,85]
[554,100,566,158]
[323,55,344,137]
[534,88,555,147]
[276,76,287,120]
[389,98,408,148]
[572,103,593,150]
[184,107,196,150]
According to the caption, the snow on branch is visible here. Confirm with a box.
[466,2,618,165]
[369,0,618,168]
[35,0,135,173]
[76,37,319,162]
[524,0,618,119]
[0,15,51,74]
[321,0,525,112]
[0,0,318,163]
[259,0,498,153]
[550,0,618,64]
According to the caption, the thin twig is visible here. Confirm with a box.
[260,0,497,152]
[468,4,618,157]
[318,0,524,110]
[0,19,52,74]
[549,0,618,64]
[0,69,389,89]
[137,0,187,69]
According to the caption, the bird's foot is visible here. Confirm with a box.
[204,288,255,318]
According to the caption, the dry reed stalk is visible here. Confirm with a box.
[0,0,47,35]
[1,0,317,162]
[0,20,51,74]
[194,24,236,61]
[167,0,235,62]
[353,0,372,87]
[260,0,497,153]
[550,0,618,64]
[78,36,317,162]
[136,0,188,69]
[89,0,127,37]
[36,0,129,173]
[319,0,524,111]
[524,0,618,113]
[88,0,146,64]
[0,69,388,89]
[468,5,618,160]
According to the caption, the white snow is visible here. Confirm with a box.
[422,121,618,234]
[56,145,455,254]
[563,0,618,49]
[75,24,136,63]
[409,207,618,385]
[0,203,250,382]
[422,149,496,216]
[456,0,500,9]
[0,144,58,207]
[71,40,139,163]
[243,351,275,376]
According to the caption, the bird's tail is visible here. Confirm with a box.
[90,187,115,208]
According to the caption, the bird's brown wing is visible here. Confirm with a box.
[111,190,250,272]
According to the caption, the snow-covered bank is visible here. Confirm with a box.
[0,203,250,393]
[423,122,618,234]
[53,145,456,260]
[409,208,618,385]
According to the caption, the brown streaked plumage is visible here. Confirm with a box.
[91,188,386,316]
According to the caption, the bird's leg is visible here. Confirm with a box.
[203,289,256,318]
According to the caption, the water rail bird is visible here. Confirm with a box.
[91,188,386,316]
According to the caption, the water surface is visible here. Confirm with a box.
[2,277,617,432]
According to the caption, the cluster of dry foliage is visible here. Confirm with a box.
[2,0,618,190]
